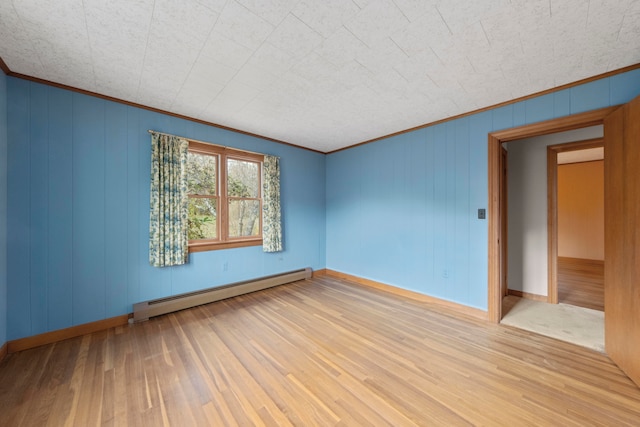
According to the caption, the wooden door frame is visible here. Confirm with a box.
[500,147,508,297]
[487,106,618,323]
[546,138,604,305]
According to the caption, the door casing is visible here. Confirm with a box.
[487,106,618,323]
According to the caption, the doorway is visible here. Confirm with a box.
[550,140,604,311]
[488,98,640,388]
[498,130,605,352]
[500,131,603,304]
[487,106,617,323]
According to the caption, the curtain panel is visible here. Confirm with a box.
[149,133,190,267]
[262,155,283,252]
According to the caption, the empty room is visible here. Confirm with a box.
[1,1,639,425]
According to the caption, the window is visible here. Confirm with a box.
[186,141,263,252]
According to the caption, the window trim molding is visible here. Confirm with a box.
[187,141,264,253]
[189,238,263,253]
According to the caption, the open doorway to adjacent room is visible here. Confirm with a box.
[488,98,640,387]
[554,142,604,312]
[498,126,605,352]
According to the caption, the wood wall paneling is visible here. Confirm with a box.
[47,87,74,330]
[5,79,327,341]
[468,111,493,306]
[105,102,130,317]
[327,115,490,311]
[72,94,107,325]
[126,106,141,306]
[5,63,640,342]
[7,78,31,339]
[0,68,6,352]
[30,83,49,333]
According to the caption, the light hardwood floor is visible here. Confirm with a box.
[1,275,638,426]
[558,257,604,311]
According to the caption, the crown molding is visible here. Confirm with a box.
[0,57,10,75]
[0,56,324,155]
[2,55,639,155]
[328,62,640,154]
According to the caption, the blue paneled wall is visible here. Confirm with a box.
[6,78,326,340]
[0,71,7,346]
[326,68,640,311]
[5,67,640,342]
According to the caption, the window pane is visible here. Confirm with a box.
[228,199,260,237]
[227,158,259,198]
[187,152,217,195]
[188,197,217,240]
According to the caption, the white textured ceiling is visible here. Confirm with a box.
[0,0,639,152]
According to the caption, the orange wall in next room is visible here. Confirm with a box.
[558,160,604,261]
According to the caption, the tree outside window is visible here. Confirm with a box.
[186,141,263,252]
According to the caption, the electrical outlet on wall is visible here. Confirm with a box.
[443,269,449,278]
[223,262,228,272]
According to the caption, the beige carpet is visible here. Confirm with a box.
[501,296,605,352]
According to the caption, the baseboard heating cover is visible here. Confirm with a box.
[133,267,312,322]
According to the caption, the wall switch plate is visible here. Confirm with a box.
[478,208,486,219]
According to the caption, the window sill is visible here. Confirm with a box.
[189,239,263,253]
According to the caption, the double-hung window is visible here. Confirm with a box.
[187,141,263,252]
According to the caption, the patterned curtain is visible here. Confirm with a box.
[262,155,283,252]
[149,133,190,267]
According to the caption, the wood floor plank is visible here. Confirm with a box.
[1,276,639,426]
[558,257,604,311]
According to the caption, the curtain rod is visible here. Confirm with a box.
[147,129,266,157]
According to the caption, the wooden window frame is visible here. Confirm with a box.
[188,141,264,253]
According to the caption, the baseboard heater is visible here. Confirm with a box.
[133,267,312,322]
